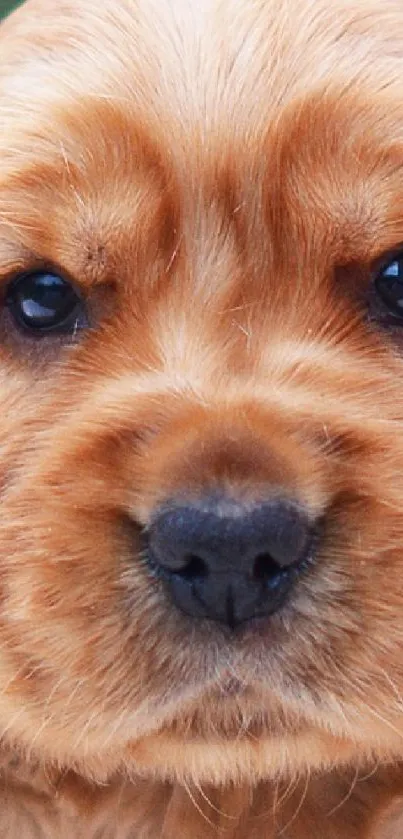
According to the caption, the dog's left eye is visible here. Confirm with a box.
[6,272,87,334]
[375,256,403,318]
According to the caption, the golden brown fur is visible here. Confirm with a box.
[2,0,403,834]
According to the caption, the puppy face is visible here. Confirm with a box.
[1,0,403,787]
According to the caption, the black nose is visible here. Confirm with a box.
[145,496,317,628]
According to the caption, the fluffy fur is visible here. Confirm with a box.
[1,0,403,835]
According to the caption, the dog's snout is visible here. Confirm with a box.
[146,496,317,628]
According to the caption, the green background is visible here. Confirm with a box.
[0,0,24,20]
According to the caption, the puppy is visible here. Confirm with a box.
[2,0,403,835]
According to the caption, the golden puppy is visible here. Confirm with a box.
[2,0,403,835]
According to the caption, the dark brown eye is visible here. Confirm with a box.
[6,272,87,333]
[375,256,403,319]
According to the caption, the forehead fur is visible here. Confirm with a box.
[1,0,403,270]
[2,0,403,148]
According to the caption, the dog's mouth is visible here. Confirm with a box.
[155,676,298,743]
[166,707,283,742]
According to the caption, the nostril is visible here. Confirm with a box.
[178,554,209,581]
[252,552,282,582]
[144,496,320,626]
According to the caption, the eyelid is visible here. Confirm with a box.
[1,254,82,289]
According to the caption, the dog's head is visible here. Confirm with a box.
[1,0,403,786]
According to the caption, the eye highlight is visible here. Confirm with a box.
[6,271,88,334]
[375,255,403,319]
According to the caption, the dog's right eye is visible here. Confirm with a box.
[375,255,403,319]
[6,272,88,334]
